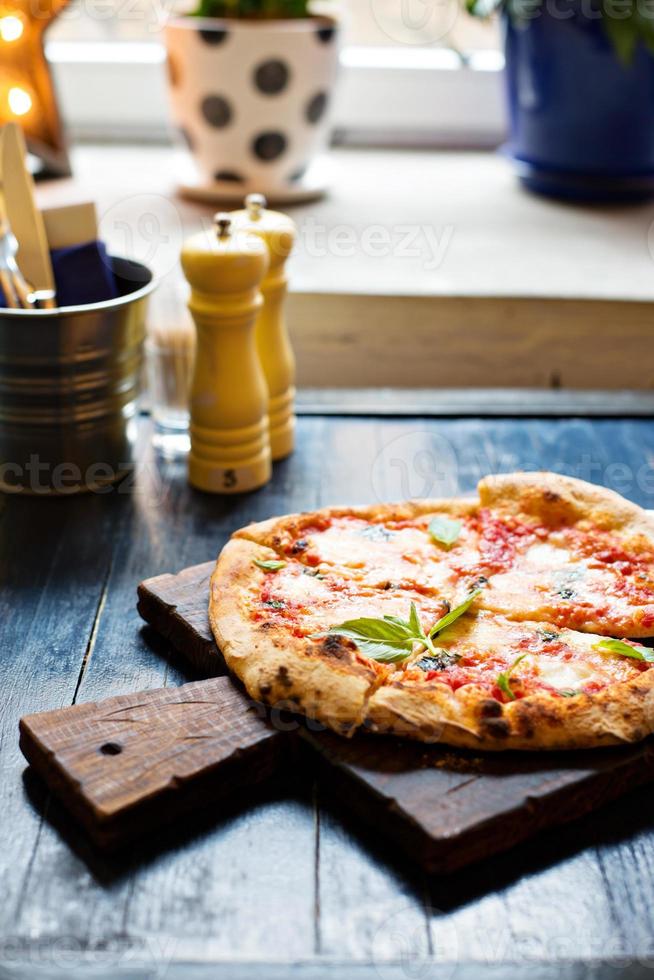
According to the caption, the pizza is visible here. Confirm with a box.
[209,473,654,750]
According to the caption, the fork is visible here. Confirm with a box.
[0,217,34,309]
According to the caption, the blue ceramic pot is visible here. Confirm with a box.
[504,8,654,199]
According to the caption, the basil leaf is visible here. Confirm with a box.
[429,588,482,639]
[559,689,580,698]
[381,613,415,634]
[428,516,462,548]
[321,590,481,666]
[408,601,423,637]
[594,638,654,663]
[320,616,416,664]
[319,603,427,664]
[496,653,528,701]
[253,559,287,571]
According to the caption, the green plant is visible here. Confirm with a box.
[466,0,654,64]
[193,0,314,17]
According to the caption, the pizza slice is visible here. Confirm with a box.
[474,473,654,637]
[210,536,432,735]
[365,609,654,750]
[234,499,481,594]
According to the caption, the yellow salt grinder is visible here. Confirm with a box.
[182,214,272,494]
[230,193,297,461]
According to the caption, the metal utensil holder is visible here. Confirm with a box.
[0,257,155,495]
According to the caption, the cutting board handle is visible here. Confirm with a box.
[19,677,284,850]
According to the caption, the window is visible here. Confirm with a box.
[47,0,506,145]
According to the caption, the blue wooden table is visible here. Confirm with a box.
[2,407,654,979]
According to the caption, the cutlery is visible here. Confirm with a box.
[0,130,35,309]
[2,123,56,309]
[0,222,34,309]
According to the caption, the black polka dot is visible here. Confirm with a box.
[252,131,287,162]
[316,25,335,43]
[201,95,232,128]
[214,170,244,183]
[254,59,290,95]
[288,165,307,183]
[306,91,328,124]
[199,27,228,45]
[178,127,194,151]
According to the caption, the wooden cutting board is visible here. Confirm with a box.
[19,560,654,873]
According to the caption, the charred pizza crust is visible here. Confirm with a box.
[209,475,654,750]
[234,498,478,552]
[209,537,389,735]
[365,611,654,750]
[365,672,654,751]
[476,473,654,637]
[479,472,654,540]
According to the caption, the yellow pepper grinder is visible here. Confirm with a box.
[182,213,272,494]
[230,193,297,461]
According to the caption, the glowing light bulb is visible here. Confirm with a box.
[0,15,23,41]
[8,86,31,116]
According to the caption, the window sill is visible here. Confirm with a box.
[47,41,506,148]
[40,142,654,390]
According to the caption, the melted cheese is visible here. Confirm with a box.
[310,525,429,568]
[525,542,572,568]
[254,565,450,635]
[267,571,328,602]
[302,520,459,591]
[533,656,604,690]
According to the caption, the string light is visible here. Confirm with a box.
[0,14,23,41]
[7,86,31,116]
[0,1,71,174]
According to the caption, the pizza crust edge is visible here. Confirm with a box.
[209,536,388,736]
[479,471,654,543]
[232,497,479,550]
[364,668,654,750]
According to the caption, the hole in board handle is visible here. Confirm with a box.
[99,742,123,756]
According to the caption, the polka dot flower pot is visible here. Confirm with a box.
[164,16,340,203]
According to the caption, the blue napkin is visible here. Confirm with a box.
[0,240,117,309]
[50,240,118,307]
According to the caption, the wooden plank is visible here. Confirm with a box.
[19,677,285,849]
[288,293,654,390]
[0,493,121,935]
[11,428,324,964]
[137,562,222,678]
[106,427,325,963]
[0,958,610,980]
[305,413,432,961]
[419,419,654,960]
[296,388,654,418]
[307,731,654,872]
